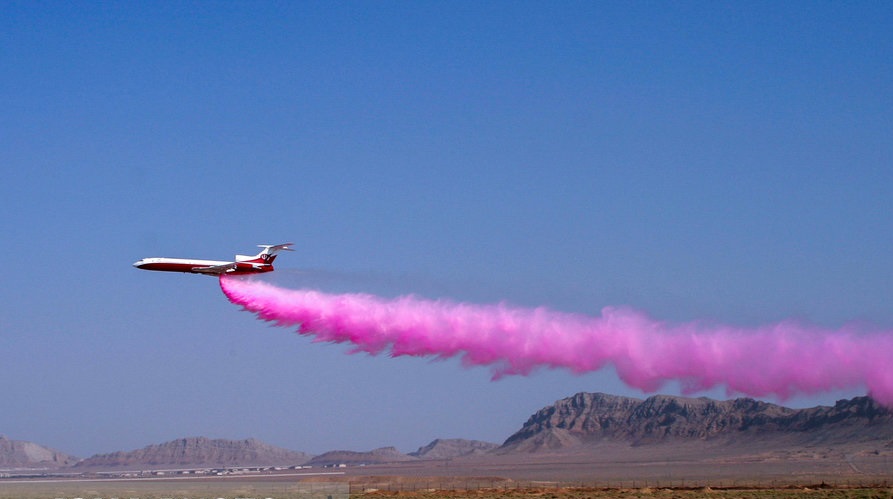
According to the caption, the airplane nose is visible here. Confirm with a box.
[132,260,143,268]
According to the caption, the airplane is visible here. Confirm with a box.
[133,243,295,275]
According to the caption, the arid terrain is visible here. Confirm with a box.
[0,477,891,499]
[1,447,890,499]
[3,393,892,498]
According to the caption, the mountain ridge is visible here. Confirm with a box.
[410,438,500,459]
[0,435,79,469]
[5,393,893,470]
[73,436,311,470]
[500,392,893,452]
[304,446,417,467]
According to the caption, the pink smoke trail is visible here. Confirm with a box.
[220,276,893,406]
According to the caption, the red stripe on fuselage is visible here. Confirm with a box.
[134,260,273,274]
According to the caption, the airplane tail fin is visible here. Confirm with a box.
[236,242,295,263]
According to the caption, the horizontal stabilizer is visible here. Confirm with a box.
[259,243,296,252]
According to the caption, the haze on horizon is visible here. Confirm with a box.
[1,2,891,458]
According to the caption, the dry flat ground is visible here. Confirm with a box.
[1,482,892,499]
[1,443,891,499]
[324,441,893,487]
[0,477,347,499]
[362,487,893,499]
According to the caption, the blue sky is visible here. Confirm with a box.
[2,1,892,458]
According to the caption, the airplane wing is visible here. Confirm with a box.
[191,263,238,275]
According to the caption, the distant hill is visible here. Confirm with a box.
[500,392,893,453]
[74,437,309,469]
[9,393,893,472]
[0,435,79,469]
[305,446,416,467]
[410,438,499,459]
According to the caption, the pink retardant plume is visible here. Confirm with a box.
[219,276,893,406]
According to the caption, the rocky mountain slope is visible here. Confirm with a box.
[6,393,893,471]
[305,446,415,467]
[410,438,499,459]
[500,392,893,452]
[74,437,310,469]
[0,435,79,469]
